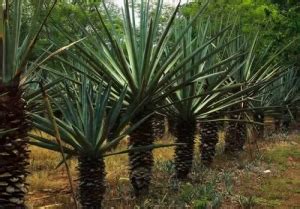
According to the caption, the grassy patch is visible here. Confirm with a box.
[237,195,282,208]
[179,181,223,209]
[255,197,281,207]
[263,143,300,167]
[260,177,300,199]
[26,133,300,208]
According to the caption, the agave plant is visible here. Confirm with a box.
[161,19,270,177]
[250,67,300,136]
[0,1,57,206]
[223,32,289,154]
[43,0,247,196]
[152,113,166,140]
[272,69,300,131]
[29,77,152,208]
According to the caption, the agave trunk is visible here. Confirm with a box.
[152,113,165,139]
[167,117,176,136]
[253,112,264,139]
[78,154,106,209]
[281,112,291,133]
[224,105,247,154]
[274,116,281,133]
[173,119,196,180]
[128,114,154,197]
[0,83,29,207]
[199,121,219,166]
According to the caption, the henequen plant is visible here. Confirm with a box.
[29,78,152,208]
[162,19,268,177]
[0,1,56,207]
[250,67,300,135]
[47,0,244,196]
[223,32,290,154]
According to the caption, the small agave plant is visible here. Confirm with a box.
[29,78,151,208]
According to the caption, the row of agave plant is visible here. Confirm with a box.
[0,0,299,208]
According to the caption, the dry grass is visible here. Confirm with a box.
[25,131,300,208]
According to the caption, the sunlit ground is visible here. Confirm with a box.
[26,126,300,209]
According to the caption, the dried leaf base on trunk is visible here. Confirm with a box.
[281,113,291,133]
[0,84,29,208]
[78,155,106,209]
[224,116,247,154]
[199,121,219,166]
[167,117,176,136]
[274,117,281,133]
[129,116,154,197]
[152,114,165,139]
[173,120,196,180]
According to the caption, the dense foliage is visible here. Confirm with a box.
[0,0,299,208]
[182,0,300,66]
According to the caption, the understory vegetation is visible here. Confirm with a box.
[26,131,300,208]
[0,0,299,208]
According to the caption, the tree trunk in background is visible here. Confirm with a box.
[224,105,247,154]
[78,155,106,209]
[0,83,29,207]
[128,114,154,197]
[173,119,196,180]
[253,112,264,139]
[152,113,165,140]
[199,121,219,166]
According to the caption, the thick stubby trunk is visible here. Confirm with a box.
[0,84,29,208]
[274,117,281,133]
[167,117,176,136]
[199,121,219,166]
[152,113,165,139]
[128,115,154,197]
[253,112,264,139]
[224,105,247,154]
[78,155,106,209]
[282,112,290,133]
[173,119,196,180]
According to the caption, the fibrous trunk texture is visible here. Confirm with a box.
[128,115,154,197]
[78,155,106,209]
[281,112,290,133]
[274,117,281,133]
[253,112,264,139]
[0,84,29,208]
[152,113,165,139]
[173,119,196,180]
[167,117,176,136]
[199,121,219,166]
[224,105,247,154]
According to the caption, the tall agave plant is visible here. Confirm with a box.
[250,67,300,135]
[47,0,243,196]
[223,33,289,154]
[29,78,150,208]
[0,1,56,207]
[162,20,266,177]
[152,113,166,140]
